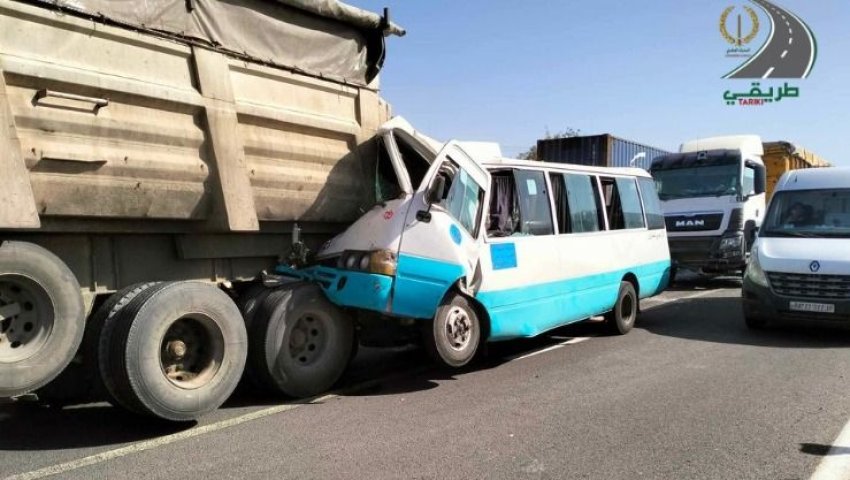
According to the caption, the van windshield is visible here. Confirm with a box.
[762,189,850,238]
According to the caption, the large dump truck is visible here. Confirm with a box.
[763,141,831,201]
[0,0,403,420]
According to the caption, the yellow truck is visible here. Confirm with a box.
[763,142,831,201]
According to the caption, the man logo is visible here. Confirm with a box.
[676,219,705,228]
[810,261,821,273]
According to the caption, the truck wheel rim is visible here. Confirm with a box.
[289,313,328,366]
[445,306,472,351]
[159,315,224,390]
[0,276,55,363]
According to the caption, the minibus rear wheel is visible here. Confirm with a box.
[424,294,480,368]
[605,282,637,335]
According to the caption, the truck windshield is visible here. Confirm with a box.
[652,164,740,200]
[762,189,850,238]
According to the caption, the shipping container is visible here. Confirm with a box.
[763,141,831,200]
[537,134,671,170]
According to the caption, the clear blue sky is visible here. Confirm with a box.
[348,1,849,164]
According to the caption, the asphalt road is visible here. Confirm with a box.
[3,278,850,480]
[726,0,815,79]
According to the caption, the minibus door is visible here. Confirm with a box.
[392,142,491,319]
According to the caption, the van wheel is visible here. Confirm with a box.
[605,282,638,335]
[0,241,85,398]
[424,294,481,368]
[39,282,159,405]
[249,284,353,398]
[99,282,247,421]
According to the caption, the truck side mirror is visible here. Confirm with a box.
[426,176,446,205]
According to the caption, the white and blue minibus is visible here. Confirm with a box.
[261,118,672,395]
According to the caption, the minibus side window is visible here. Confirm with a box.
[599,177,625,230]
[549,173,571,233]
[615,177,646,229]
[564,174,602,233]
[514,170,554,236]
[637,177,665,230]
[437,159,484,237]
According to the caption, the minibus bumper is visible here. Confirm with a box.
[742,278,850,323]
[276,265,394,314]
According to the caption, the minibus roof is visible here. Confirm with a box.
[483,157,652,178]
[776,167,848,192]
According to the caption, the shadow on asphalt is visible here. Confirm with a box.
[0,403,193,450]
[0,322,608,451]
[668,272,743,291]
[800,443,850,456]
[638,295,850,349]
[341,320,608,398]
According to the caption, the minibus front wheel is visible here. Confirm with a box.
[605,281,638,335]
[424,294,481,368]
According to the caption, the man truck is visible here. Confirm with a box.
[650,136,831,281]
[650,136,767,281]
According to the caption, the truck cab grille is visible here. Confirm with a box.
[767,272,850,299]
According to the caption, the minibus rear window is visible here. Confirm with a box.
[637,177,665,230]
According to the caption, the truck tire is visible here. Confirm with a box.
[423,294,481,368]
[237,283,275,331]
[99,282,247,421]
[605,281,638,335]
[249,284,353,398]
[0,241,85,398]
[39,282,159,405]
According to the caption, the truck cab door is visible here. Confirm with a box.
[392,141,491,319]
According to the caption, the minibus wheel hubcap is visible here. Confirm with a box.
[445,307,472,350]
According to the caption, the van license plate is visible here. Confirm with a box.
[790,302,835,314]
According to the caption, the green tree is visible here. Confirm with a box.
[518,127,581,160]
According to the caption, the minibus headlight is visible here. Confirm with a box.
[344,253,358,270]
[368,249,397,276]
[745,247,769,287]
[359,254,371,271]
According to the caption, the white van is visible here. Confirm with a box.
[273,118,671,376]
[743,167,849,328]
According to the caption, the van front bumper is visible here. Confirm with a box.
[742,278,850,323]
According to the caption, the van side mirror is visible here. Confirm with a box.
[426,176,446,205]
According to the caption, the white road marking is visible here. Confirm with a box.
[763,67,775,78]
[789,37,794,45]
[789,28,793,35]
[1,365,430,480]
[809,417,850,480]
[513,288,723,362]
[0,402,311,480]
[781,50,789,59]
[786,21,790,26]
[511,337,591,361]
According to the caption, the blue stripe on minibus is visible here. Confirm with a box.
[479,260,671,340]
